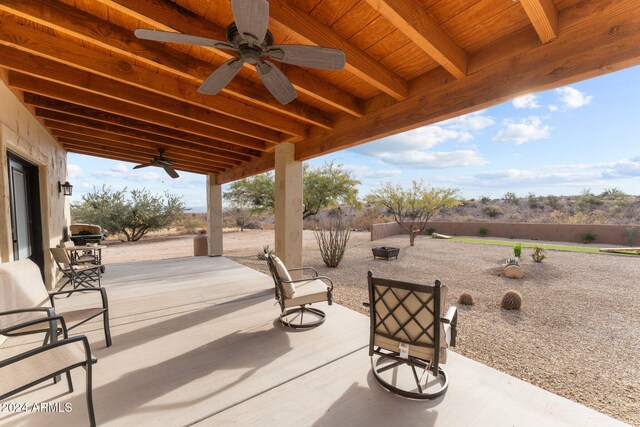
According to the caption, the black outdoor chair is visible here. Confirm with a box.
[366,271,457,399]
[265,253,333,328]
[0,316,97,427]
[50,247,103,291]
[0,259,112,348]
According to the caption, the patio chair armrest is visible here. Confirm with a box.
[287,267,318,277]
[0,307,55,317]
[49,287,109,309]
[1,315,69,339]
[282,276,334,291]
[441,306,458,347]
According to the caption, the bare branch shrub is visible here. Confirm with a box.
[313,209,352,268]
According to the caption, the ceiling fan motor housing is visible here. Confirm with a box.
[226,22,274,64]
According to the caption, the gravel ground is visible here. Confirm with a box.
[104,230,639,425]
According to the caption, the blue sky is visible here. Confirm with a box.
[68,66,640,210]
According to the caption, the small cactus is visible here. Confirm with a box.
[458,292,474,305]
[531,245,546,262]
[501,290,522,310]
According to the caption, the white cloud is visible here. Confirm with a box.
[492,116,551,145]
[377,150,488,169]
[512,94,540,109]
[548,105,559,112]
[67,164,83,179]
[343,164,403,179]
[441,110,495,131]
[555,87,593,109]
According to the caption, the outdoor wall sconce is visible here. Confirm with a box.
[58,181,73,196]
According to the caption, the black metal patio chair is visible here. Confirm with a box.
[50,247,103,292]
[0,316,97,427]
[366,271,457,399]
[265,253,333,328]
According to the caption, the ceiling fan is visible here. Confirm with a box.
[134,0,346,104]
[133,148,179,179]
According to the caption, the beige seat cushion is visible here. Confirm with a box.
[271,255,295,298]
[0,339,87,396]
[284,279,329,308]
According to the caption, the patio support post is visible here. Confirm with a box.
[274,142,303,276]
[206,173,223,257]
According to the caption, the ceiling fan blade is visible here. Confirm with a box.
[269,45,346,70]
[134,29,236,50]
[231,0,269,44]
[133,163,154,169]
[198,58,244,95]
[256,61,297,104]
[162,164,180,179]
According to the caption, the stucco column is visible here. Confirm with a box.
[206,173,223,257]
[275,143,303,273]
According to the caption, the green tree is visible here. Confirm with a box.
[223,162,360,219]
[71,186,186,241]
[367,181,461,246]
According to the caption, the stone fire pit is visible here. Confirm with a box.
[372,246,400,260]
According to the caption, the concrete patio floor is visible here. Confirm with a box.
[0,257,627,426]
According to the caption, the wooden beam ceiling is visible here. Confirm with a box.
[363,0,467,78]
[520,0,558,44]
[268,0,408,100]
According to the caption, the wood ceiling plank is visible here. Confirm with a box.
[0,0,339,125]
[295,0,640,161]
[363,0,468,78]
[62,141,217,175]
[25,95,261,158]
[268,0,409,100]
[9,72,269,151]
[216,153,275,185]
[92,0,363,117]
[0,17,315,136]
[520,0,559,43]
[44,119,244,166]
[51,127,236,169]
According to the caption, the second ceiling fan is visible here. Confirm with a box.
[135,0,346,104]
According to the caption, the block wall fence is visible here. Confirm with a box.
[370,221,637,246]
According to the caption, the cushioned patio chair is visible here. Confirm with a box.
[0,259,112,347]
[1,315,97,427]
[366,271,457,399]
[265,253,333,328]
[62,240,99,265]
[50,247,102,291]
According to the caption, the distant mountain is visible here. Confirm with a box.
[187,206,207,214]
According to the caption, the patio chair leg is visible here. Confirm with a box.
[65,371,74,393]
[103,311,112,347]
[86,362,96,427]
[279,307,326,329]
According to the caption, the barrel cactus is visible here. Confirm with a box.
[458,292,474,306]
[501,290,522,310]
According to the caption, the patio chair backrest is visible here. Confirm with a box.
[0,260,50,329]
[50,247,72,267]
[367,272,449,364]
[61,241,75,249]
[265,254,288,308]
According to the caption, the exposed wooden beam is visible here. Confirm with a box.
[520,0,558,44]
[25,97,261,158]
[295,0,640,160]
[57,135,226,172]
[9,72,269,151]
[0,47,285,143]
[37,109,255,162]
[268,0,408,100]
[0,16,312,136]
[93,0,364,117]
[216,153,275,185]
[363,0,467,78]
[0,0,359,120]
[46,121,242,168]
[62,142,215,175]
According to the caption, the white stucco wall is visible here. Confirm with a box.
[0,72,69,289]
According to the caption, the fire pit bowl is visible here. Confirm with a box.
[372,246,400,260]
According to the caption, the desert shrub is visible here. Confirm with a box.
[257,245,274,260]
[513,243,522,258]
[528,192,542,209]
[458,292,474,306]
[426,227,436,235]
[576,189,603,214]
[579,232,597,244]
[627,227,639,246]
[313,208,352,268]
[531,245,546,262]
[480,195,491,204]
[483,205,503,218]
[479,227,488,237]
[546,195,560,209]
[501,290,522,310]
[503,192,518,204]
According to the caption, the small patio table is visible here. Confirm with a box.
[64,244,107,272]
